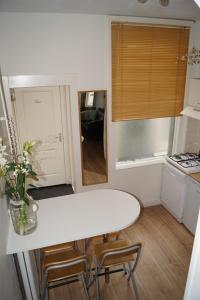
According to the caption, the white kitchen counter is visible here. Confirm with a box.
[7,189,141,255]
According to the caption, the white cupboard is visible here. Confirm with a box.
[161,163,187,222]
[183,178,200,234]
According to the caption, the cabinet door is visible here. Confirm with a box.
[161,163,187,221]
[183,178,200,234]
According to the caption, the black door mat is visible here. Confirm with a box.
[27,184,74,200]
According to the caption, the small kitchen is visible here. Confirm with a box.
[1,7,200,300]
[161,77,200,235]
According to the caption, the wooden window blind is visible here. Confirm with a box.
[112,23,190,121]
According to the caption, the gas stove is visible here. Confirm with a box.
[166,153,200,174]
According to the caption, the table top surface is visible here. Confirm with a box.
[6,189,141,254]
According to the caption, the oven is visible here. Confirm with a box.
[161,152,200,224]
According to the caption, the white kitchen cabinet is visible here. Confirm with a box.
[183,178,200,234]
[161,163,187,222]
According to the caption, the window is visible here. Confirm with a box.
[112,23,189,121]
[85,91,95,107]
[116,117,175,163]
[112,23,190,163]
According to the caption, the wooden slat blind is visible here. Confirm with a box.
[112,23,190,121]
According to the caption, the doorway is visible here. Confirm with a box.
[12,86,71,187]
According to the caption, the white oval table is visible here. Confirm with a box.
[6,189,141,300]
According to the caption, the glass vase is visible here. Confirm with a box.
[9,198,39,235]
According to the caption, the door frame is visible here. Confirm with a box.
[2,75,77,189]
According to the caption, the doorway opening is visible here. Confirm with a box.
[11,85,73,190]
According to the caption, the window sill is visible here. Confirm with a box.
[116,157,165,170]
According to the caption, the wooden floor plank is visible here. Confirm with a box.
[48,205,193,300]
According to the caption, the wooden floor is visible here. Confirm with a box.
[82,140,107,185]
[48,205,193,300]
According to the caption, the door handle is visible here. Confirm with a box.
[55,133,62,142]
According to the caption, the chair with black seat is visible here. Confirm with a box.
[93,239,142,300]
[41,249,90,300]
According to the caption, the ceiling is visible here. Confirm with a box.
[0,0,200,21]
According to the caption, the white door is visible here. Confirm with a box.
[13,86,67,187]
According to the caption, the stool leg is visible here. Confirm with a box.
[105,267,110,283]
[73,241,78,251]
[81,273,90,300]
[83,238,89,254]
[94,257,100,300]
[123,263,127,276]
[103,234,108,243]
[128,262,139,300]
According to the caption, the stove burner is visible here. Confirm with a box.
[178,160,200,168]
[170,153,200,162]
[167,153,200,173]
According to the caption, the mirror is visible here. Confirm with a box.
[78,90,108,185]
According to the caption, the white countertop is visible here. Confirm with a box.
[6,189,141,254]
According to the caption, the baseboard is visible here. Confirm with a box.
[142,199,161,207]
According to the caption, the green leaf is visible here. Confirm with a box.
[23,195,30,205]
[6,163,16,172]
[29,170,37,176]
[16,172,25,198]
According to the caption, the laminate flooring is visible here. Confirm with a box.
[82,140,107,185]
[48,205,194,300]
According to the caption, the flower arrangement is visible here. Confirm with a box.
[0,138,38,201]
[0,137,38,235]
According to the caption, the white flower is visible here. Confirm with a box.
[21,168,27,174]
[0,157,7,166]
[23,150,28,157]
[13,170,18,177]
[0,143,8,160]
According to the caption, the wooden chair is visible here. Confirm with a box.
[41,249,90,300]
[40,241,77,257]
[84,232,120,254]
[93,239,142,300]
[36,241,77,295]
[103,232,120,243]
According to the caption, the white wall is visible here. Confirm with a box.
[0,195,22,300]
[0,12,193,206]
[0,86,22,300]
[0,13,107,90]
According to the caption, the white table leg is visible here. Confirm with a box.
[17,251,40,300]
